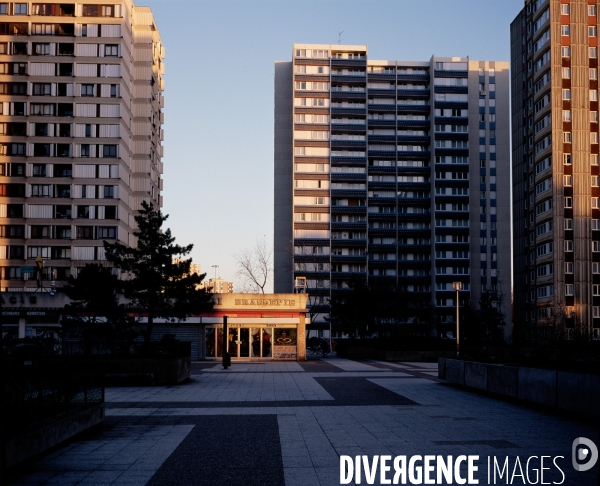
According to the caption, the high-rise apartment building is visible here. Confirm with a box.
[0,0,164,290]
[511,0,600,340]
[201,277,234,294]
[275,43,511,332]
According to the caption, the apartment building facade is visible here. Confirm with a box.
[0,0,164,290]
[274,43,511,332]
[511,0,600,340]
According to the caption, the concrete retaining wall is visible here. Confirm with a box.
[5,405,105,470]
[438,358,599,418]
[340,347,454,361]
[44,357,191,386]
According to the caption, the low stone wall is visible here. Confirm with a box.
[339,346,455,361]
[5,405,105,470]
[44,357,191,386]
[91,357,191,385]
[439,358,599,418]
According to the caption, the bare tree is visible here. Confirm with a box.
[234,238,273,293]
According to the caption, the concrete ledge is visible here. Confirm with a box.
[464,361,487,391]
[487,364,518,397]
[518,367,557,407]
[438,358,446,379]
[5,405,105,470]
[445,359,465,385]
[44,357,191,386]
[439,358,598,418]
[557,372,600,416]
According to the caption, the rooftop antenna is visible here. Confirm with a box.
[338,31,344,45]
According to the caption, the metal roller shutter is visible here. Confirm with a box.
[150,325,200,360]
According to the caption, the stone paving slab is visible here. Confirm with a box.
[7,359,599,486]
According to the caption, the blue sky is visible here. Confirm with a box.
[143,0,524,290]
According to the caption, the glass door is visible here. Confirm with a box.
[239,328,250,358]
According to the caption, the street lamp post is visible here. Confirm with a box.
[452,282,463,357]
[211,265,219,293]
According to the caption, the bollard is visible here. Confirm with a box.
[222,315,230,369]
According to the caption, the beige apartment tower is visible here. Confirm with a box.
[0,0,164,290]
[275,43,512,335]
[511,0,600,340]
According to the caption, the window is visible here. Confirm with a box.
[591,69,598,80]
[31,184,51,197]
[563,132,571,143]
[563,154,571,165]
[593,176,599,187]
[80,144,90,157]
[592,133,599,144]
[594,241,600,252]
[76,226,93,239]
[564,197,572,208]
[81,84,94,97]
[591,47,598,58]
[563,110,571,121]
[590,26,598,37]
[85,124,91,137]
[594,285,600,296]
[593,197,599,208]
[562,67,570,79]
[110,84,117,97]
[104,206,117,219]
[565,240,573,252]
[104,45,118,57]
[564,175,572,186]
[97,226,116,239]
[562,46,571,57]
[561,25,570,36]
[592,112,598,122]
[82,5,99,16]
[591,90,598,102]
[14,3,26,14]
[594,220,600,230]
[564,219,572,230]
[561,4,570,15]
[594,263,600,274]
[565,284,574,296]
[32,83,51,96]
[565,262,573,274]
[562,89,571,100]
[592,154,599,165]
[77,206,90,219]
[103,185,114,198]
[32,164,46,177]
[102,145,117,158]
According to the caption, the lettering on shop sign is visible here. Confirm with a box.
[234,299,296,307]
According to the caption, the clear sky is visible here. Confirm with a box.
[142,0,525,291]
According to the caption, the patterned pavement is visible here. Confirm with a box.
[7,357,599,486]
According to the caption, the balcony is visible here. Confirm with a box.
[331,222,366,230]
[331,107,366,116]
[330,173,366,182]
[367,103,396,111]
[331,241,367,249]
[397,89,430,98]
[397,120,430,129]
[396,73,430,82]
[331,189,366,198]
[396,104,430,112]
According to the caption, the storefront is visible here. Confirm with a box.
[198,293,309,361]
[1,291,310,362]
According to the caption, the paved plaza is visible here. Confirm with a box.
[7,357,599,486]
